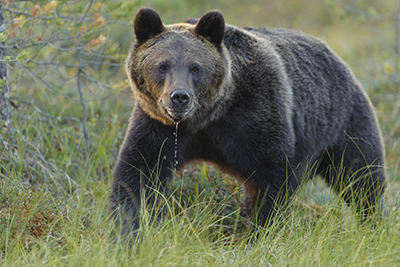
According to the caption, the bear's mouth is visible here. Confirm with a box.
[163,106,193,123]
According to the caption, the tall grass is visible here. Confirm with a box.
[1,160,399,266]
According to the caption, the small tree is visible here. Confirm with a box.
[0,0,138,147]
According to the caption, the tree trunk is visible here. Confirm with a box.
[395,0,400,55]
[0,3,11,128]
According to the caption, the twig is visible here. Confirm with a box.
[335,0,396,21]
[77,0,93,148]
[10,96,80,122]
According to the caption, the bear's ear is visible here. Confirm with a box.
[134,7,165,45]
[194,10,225,47]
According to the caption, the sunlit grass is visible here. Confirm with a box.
[1,163,399,266]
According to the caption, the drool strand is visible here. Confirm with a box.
[173,122,179,172]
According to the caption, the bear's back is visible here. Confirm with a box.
[233,26,362,157]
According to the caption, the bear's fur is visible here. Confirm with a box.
[111,7,386,234]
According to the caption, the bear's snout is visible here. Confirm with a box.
[170,90,191,108]
[161,89,193,122]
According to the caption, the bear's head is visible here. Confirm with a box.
[127,7,230,126]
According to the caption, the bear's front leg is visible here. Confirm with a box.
[110,110,178,236]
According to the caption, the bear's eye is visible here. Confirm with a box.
[158,64,168,73]
[190,65,200,74]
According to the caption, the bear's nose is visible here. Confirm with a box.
[170,90,190,107]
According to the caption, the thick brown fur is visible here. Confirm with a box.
[111,7,386,235]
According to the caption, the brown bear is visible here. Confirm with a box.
[110,7,386,235]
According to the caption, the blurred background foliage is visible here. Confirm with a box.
[0,0,399,258]
[1,0,398,164]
